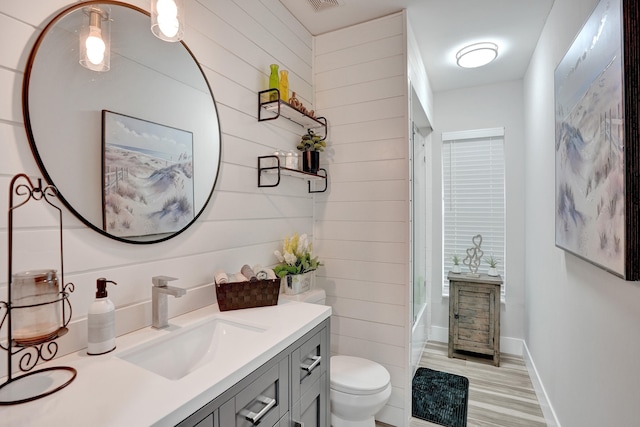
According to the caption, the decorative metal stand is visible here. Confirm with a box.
[0,174,76,405]
[463,234,484,277]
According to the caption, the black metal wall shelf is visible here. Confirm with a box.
[258,88,327,140]
[258,156,327,193]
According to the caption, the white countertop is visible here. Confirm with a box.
[1,300,331,426]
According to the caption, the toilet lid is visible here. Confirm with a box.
[330,356,390,395]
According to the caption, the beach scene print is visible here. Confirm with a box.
[102,111,194,238]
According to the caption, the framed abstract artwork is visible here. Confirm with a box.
[555,0,640,280]
[102,110,194,238]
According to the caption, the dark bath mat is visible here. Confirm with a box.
[412,367,469,427]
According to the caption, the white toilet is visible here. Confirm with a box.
[280,288,392,427]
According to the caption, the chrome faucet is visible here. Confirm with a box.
[152,276,186,329]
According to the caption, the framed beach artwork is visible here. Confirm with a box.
[555,0,640,280]
[102,110,194,238]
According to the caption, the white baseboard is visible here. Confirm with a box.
[429,327,560,426]
[429,326,523,356]
[522,341,561,427]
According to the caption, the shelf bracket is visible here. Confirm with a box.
[258,155,281,188]
[308,168,327,193]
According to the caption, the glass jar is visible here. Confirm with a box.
[274,150,286,167]
[12,269,61,345]
[285,151,299,169]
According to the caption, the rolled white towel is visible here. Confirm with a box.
[266,268,277,280]
[214,269,228,284]
[233,273,249,282]
[252,264,269,280]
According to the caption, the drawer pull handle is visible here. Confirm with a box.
[240,395,276,425]
[301,355,321,373]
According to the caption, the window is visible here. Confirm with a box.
[442,127,505,296]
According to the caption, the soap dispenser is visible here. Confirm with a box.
[87,278,117,355]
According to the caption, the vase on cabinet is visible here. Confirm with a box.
[301,151,320,174]
[282,271,315,295]
[488,267,498,277]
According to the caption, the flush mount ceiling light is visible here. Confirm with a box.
[456,42,498,68]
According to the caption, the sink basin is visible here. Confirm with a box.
[118,317,266,380]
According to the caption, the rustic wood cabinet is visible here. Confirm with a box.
[448,272,502,366]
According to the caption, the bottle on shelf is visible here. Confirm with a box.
[279,69,289,102]
[269,64,279,101]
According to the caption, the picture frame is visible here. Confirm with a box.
[554,0,640,280]
[102,110,194,238]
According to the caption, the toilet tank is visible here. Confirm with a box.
[279,288,326,305]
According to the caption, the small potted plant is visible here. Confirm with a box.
[297,129,326,174]
[274,232,322,295]
[452,255,462,273]
[484,255,499,277]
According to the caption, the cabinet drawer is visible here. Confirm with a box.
[291,327,328,397]
[292,372,328,427]
[221,357,289,427]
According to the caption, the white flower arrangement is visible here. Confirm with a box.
[274,232,321,278]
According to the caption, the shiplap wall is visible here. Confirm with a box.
[0,0,317,372]
[314,12,411,426]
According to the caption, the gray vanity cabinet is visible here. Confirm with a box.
[291,325,329,427]
[219,357,289,426]
[177,319,330,427]
[292,373,328,427]
[193,414,215,427]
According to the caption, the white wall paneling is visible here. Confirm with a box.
[314,11,411,426]
[0,0,316,376]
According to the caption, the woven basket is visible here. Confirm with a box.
[215,278,280,311]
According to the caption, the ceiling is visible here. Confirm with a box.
[279,0,555,92]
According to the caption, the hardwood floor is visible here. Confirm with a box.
[377,341,546,427]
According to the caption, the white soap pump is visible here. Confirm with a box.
[87,278,117,355]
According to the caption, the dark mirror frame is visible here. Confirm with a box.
[22,0,221,244]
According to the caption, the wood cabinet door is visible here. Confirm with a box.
[452,282,497,355]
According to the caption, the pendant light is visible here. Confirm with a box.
[79,7,110,72]
[151,0,184,42]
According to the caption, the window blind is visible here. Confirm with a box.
[442,128,506,296]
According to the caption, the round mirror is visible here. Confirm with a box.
[23,1,221,243]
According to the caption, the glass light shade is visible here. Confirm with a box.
[79,7,110,72]
[151,0,185,42]
[456,42,498,68]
